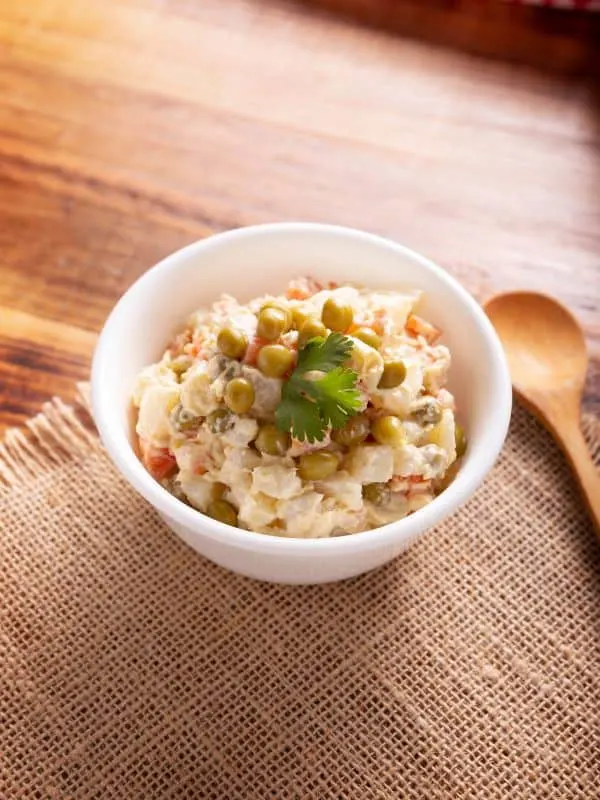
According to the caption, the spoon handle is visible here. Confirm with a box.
[556,422,600,540]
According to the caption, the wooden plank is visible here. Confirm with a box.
[0,308,97,356]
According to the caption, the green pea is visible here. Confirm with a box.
[206,408,234,434]
[169,355,193,380]
[362,482,391,506]
[211,482,228,500]
[170,404,202,432]
[455,422,467,457]
[435,460,460,495]
[378,361,407,389]
[371,415,405,446]
[206,499,238,527]
[297,319,327,348]
[332,414,370,447]
[217,327,248,360]
[255,424,290,456]
[256,344,294,378]
[224,377,255,415]
[321,297,354,333]
[291,307,310,331]
[256,307,287,341]
[298,452,339,481]
[411,397,443,425]
[261,300,292,331]
[353,327,381,350]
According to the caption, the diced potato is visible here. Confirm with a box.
[436,388,455,410]
[277,491,325,536]
[372,358,423,416]
[177,471,213,511]
[315,471,363,510]
[174,442,210,473]
[369,292,419,335]
[220,447,261,478]
[136,384,180,446]
[217,448,260,493]
[239,492,279,529]
[427,409,457,465]
[252,464,303,500]
[346,445,394,484]
[221,417,259,448]
[402,421,426,445]
[224,472,253,509]
[132,362,178,407]
[348,337,384,393]
[329,506,368,535]
[180,362,219,416]
[423,345,451,393]
[226,309,259,341]
[393,444,448,480]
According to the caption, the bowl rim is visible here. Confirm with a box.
[91,222,512,556]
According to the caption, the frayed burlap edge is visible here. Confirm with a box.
[0,384,96,487]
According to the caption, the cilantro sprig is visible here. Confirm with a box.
[275,333,362,443]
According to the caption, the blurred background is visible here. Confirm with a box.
[305,0,600,73]
[0,0,599,430]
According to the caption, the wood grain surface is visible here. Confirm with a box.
[303,0,600,75]
[0,0,599,434]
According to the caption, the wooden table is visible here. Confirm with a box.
[1,0,599,434]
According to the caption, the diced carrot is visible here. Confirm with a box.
[140,440,177,480]
[369,308,387,336]
[186,332,207,358]
[194,464,208,476]
[244,335,270,365]
[285,277,322,300]
[408,474,429,485]
[286,286,310,301]
[405,314,442,344]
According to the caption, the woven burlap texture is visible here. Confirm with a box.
[1,395,599,800]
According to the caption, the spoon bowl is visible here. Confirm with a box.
[485,292,587,400]
[485,291,599,538]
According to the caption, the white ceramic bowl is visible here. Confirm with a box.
[92,223,511,584]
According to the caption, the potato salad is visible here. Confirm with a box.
[132,277,466,537]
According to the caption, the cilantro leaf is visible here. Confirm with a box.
[310,367,363,430]
[296,332,354,373]
[275,333,361,442]
[276,390,323,443]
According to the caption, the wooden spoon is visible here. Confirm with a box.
[484,292,600,537]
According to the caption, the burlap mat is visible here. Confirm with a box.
[1,390,599,800]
